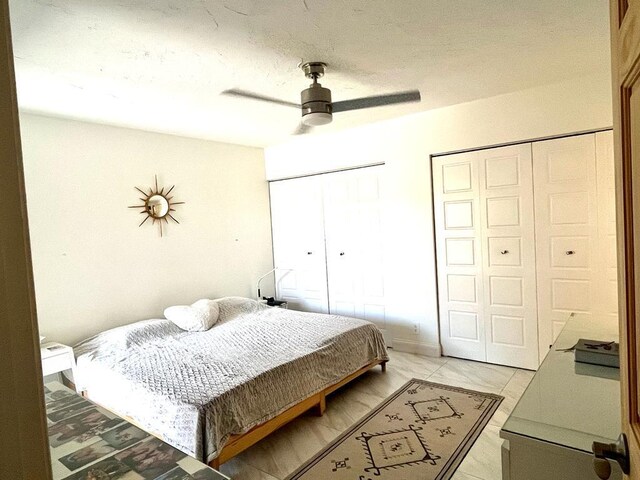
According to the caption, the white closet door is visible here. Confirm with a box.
[433,152,486,362]
[595,131,618,322]
[270,176,329,313]
[323,172,357,317]
[323,167,388,337]
[478,144,539,370]
[533,134,599,360]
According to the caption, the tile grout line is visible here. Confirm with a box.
[237,455,286,480]
[235,459,283,480]
[499,368,520,395]
[457,470,490,480]
[425,355,450,378]
[428,357,518,394]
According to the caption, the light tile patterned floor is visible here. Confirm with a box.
[218,349,535,480]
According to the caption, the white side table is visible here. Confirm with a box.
[41,342,76,383]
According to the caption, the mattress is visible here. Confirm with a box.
[73,297,388,463]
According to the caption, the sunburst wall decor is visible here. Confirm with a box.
[128,175,185,237]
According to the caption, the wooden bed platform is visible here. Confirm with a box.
[210,358,387,469]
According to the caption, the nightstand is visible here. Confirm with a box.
[41,342,76,379]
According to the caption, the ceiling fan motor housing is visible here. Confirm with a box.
[222,60,421,134]
[301,83,333,126]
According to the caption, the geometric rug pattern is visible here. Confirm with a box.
[286,379,503,480]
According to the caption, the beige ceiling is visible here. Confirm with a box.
[9,0,610,147]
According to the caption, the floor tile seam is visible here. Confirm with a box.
[423,355,451,379]
[499,368,521,395]
[230,459,284,480]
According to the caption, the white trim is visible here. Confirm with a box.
[431,127,612,158]
[392,339,442,357]
[267,162,385,182]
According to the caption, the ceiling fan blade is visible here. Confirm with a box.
[332,90,421,113]
[292,122,313,135]
[221,89,300,108]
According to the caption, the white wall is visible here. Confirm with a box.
[264,72,613,356]
[21,114,274,346]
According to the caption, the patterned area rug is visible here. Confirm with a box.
[287,379,502,480]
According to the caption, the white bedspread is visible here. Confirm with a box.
[74,297,388,463]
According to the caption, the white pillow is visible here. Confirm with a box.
[164,299,220,332]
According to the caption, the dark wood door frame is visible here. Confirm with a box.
[0,1,52,478]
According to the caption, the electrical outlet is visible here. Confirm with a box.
[413,323,419,335]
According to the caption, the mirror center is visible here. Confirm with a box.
[146,194,170,218]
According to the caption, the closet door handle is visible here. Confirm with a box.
[500,250,509,255]
[566,250,575,255]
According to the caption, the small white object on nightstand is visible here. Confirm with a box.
[41,342,76,378]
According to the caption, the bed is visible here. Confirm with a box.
[73,297,389,467]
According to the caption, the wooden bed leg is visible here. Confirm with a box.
[209,458,221,470]
[381,361,387,373]
[314,393,326,416]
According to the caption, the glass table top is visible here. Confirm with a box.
[501,314,621,453]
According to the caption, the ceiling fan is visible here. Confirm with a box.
[222,62,421,135]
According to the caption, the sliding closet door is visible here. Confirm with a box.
[478,145,539,370]
[323,167,388,336]
[532,134,599,359]
[270,176,329,313]
[433,151,487,362]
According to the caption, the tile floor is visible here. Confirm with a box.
[217,349,535,480]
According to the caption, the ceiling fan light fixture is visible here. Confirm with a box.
[300,81,332,127]
[302,111,333,126]
[222,60,421,136]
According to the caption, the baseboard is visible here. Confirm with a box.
[392,339,441,357]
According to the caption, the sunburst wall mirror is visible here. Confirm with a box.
[128,175,184,237]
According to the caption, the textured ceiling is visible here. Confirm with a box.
[9,0,610,147]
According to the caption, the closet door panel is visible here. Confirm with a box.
[479,144,539,370]
[324,172,358,318]
[324,167,387,333]
[595,130,619,322]
[533,134,598,360]
[434,151,486,362]
[270,176,329,313]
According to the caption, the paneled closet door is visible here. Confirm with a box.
[532,134,599,361]
[270,176,329,313]
[478,145,539,370]
[433,152,487,362]
[595,131,618,323]
[323,167,388,337]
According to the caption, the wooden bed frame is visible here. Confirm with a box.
[209,359,387,469]
[77,359,387,470]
